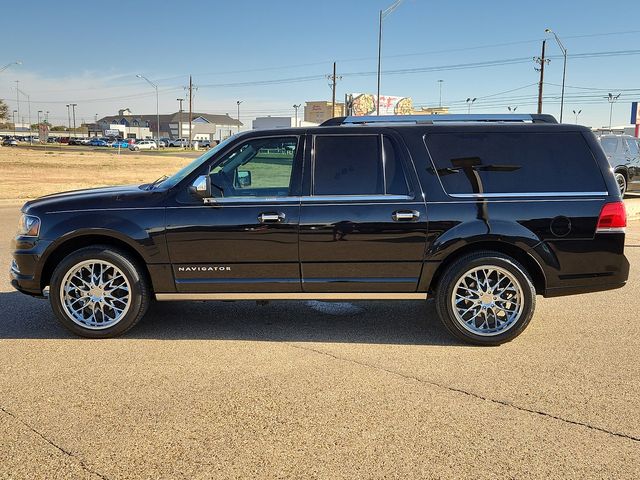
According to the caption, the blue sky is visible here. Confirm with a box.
[2,0,639,128]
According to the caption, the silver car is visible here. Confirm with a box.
[597,134,640,196]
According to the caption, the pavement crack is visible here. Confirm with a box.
[287,343,640,444]
[0,405,110,480]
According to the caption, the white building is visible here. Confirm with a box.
[252,116,318,130]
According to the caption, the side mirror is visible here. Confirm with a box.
[237,170,252,187]
[189,175,211,200]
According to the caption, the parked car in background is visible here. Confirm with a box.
[169,138,189,147]
[129,140,158,151]
[111,139,130,148]
[192,138,211,148]
[2,137,18,147]
[89,138,109,147]
[159,137,171,148]
[597,134,640,195]
[68,138,86,146]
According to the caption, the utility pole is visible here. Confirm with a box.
[177,98,184,139]
[327,62,342,118]
[326,62,341,117]
[534,40,550,114]
[188,75,193,145]
[71,103,77,138]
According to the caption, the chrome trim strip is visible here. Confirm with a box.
[595,227,626,233]
[426,198,604,204]
[449,191,608,198]
[341,114,537,124]
[302,194,413,202]
[204,196,300,205]
[155,292,427,301]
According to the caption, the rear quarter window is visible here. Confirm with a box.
[424,132,606,195]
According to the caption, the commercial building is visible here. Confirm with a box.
[252,116,318,130]
[96,108,242,140]
[304,101,345,124]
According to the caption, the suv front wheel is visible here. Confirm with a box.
[50,246,150,338]
[435,251,536,345]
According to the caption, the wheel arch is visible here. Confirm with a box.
[427,241,547,295]
[40,234,152,292]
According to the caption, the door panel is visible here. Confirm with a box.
[166,201,301,292]
[299,200,427,292]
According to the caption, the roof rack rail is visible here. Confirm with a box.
[320,114,558,126]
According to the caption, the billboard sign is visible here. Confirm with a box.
[631,102,640,125]
[104,129,120,136]
[348,93,413,116]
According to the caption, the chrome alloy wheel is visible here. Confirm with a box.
[59,260,131,330]
[450,266,524,336]
[615,172,627,197]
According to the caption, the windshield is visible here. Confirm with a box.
[153,134,239,189]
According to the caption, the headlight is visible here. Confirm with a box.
[17,215,41,237]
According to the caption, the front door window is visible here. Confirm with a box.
[210,137,298,198]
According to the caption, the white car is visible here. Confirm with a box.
[129,140,158,151]
[169,138,189,147]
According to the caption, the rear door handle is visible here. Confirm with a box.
[392,210,420,222]
[258,212,285,223]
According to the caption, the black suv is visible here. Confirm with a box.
[11,114,629,345]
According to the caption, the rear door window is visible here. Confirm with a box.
[424,132,606,195]
[600,137,619,154]
[625,138,639,156]
[312,135,409,196]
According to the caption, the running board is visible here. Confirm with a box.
[155,292,427,301]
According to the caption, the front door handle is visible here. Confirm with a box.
[392,210,419,222]
[258,212,285,223]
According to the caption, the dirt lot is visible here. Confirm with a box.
[0,146,194,205]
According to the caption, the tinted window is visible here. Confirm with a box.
[314,135,383,195]
[425,132,605,194]
[382,135,409,195]
[625,138,639,155]
[600,137,619,154]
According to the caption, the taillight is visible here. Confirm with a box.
[596,201,627,233]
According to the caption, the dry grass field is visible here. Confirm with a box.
[0,146,194,205]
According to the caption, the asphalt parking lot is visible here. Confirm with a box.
[1,206,639,479]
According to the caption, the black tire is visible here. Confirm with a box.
[435,251,536,346]
[49,245,150,338]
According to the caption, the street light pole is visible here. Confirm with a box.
[572,109,582,124]
[545,28,567,123]
[66,104,71,137]
[466,97,476,114]
[376,0,403,116]
[437,80,444,108]
[607,93,621,131]
[0,60,21,74]
[70,103,77,138]
[293,104,301,127]
[236,100,242,133]
[136,74,160,143]
[37,110,42,142]
[12,110,17,136]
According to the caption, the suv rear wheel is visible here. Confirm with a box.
[50,246,150,338]
[435,251,536,345]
